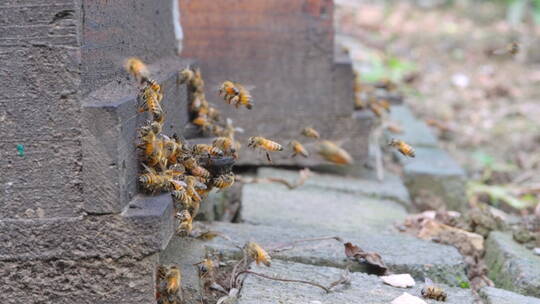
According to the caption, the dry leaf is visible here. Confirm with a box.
[344,242,387,275]
[391,292,428,304]
[195,230,222,241]
[328,267,352,290]
[381,274,415,288]
[418,219,484,256]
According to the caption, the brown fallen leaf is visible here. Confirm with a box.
[344,242,387,275]
[418,219,484,257]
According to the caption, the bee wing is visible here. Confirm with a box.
[171,180,188,188]
[424,277,434,285]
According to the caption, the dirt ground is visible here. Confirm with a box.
[336,0,540,214]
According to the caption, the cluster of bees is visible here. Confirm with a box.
[125,58,237,237]
[353,72,416,158]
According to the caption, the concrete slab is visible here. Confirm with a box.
[485,232,540,298]
[257,168,412,210]
[386,105,438,148]
[238,260,474,304]
[203,222,467,285]
[241,183,408,233]
[480,287,540,304]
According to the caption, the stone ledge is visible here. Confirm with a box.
[485,231,540,298]
[480,286,540,304]
[385,105,438,148]
[238,260,474,304]
[0,194,174,262]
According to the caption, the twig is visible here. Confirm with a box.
[269,236,344,253]
[237,270,331,293]
[229,257,245,290]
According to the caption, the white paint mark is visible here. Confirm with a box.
[172,0,184,55]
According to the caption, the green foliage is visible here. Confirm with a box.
[467,182,537,210]
[505,0,540,25]
[455,276,470,289]
[361,54,416,83]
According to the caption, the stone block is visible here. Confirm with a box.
[257,167,412,210]
[179,0,372,165]
[82,58,190,214]
[402,147,467,211]
[238,260,474,304]
[485,231,540,298]
[241,182,407,233]
[0,254,158,304]
[480,287,540,304]
[203,222,467,285]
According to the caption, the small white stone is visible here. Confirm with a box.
[451,73,470,88]
[391,292,427,304]
[533,248,540,256]
[309,301,322,304]
[381,274,416,288]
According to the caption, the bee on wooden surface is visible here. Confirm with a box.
[244,242,271,267]
[212,137,235,156]
[317,140,354,165]
[191,67,205,93]
[290,140,309,158]
[178,67,195,85]
[192,144,224,158]
[138,84,164,121]
[207,106,221,121]
[192,114,211,129]
[219,81,253,109]
[144,78,163,103]
[139,164,169,192]
[301,127,320,139]
[421,278,447,301]
[389,138,415,158]
[195,258,216,280]
[124,57,149,84]
[247,136,283,163]
[140,121,163,137]
[165,265,182,297]
[176,210,193,236]
[184,175,205,203]
[212,173,235,190]
[190,165,211,179]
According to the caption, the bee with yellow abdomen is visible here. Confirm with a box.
[376,98,391,112]
[248,136,283,163]
[219,81,253,109]
[192,114,211,129]
[389,138,415,158]
[176,210,193,236]
[124,57,149,84]
[184,175,204,203]
[143,78,163,103]
[165,265,182,297]
[192,144,224,158]
[212,173,235,190]
[245,242,271,267]
[139,164,169,192]
[195,258,216,282]
[138,84,164,122]
[290,140,309,158]
[317,140,354,165]
[301,127,320,139]
[139,121,162,137]
[368,99,385,118]
[212,136,236,157]
[421,278,447,301]
[207,106,220,121]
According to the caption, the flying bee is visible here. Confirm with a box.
[219,81,253,109]
[374,78,398,92]
[389,138,415,158]
[192,144,224,158]
[244,242,271,267]
[317,141,354,165]
[124,57,149,84]
[368,99,385,118]
[421,278,447,301]
[376,98,391,112]
[385,121,403,134]
[212,173,235,190]
[290,140,309,158]
[493,42,519,56]
[301,127,320,139]
[247,136,283,163]
[176,210,193,236]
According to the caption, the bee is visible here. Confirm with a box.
[178,67,195,85]
[138,84,164,121]
[172,188,192,209]
[144,78,163,103]
[376,98,391,112]
[195,258,215,280]
[207,107,220,121]
[140,121,162,137]
[184,175,205,203]
[212,137,235,156]
[301,127,320,139]
[212,173,235,190]
[317,141,354,165]
[190,165,211,179]
[290,140,309,158]
[368,99,385,118]
[183,155,210,178]
[421,278,447,301]
[139,164,170,192]
[385,121,403,134]
[389,138,415,158]
[493,42,519,56]
[247,136,283,163]
[192,144,224,157]
[176,210,193,236]
[124,57,149,84]
[192,114,211,129]
[191,67,205,93]
[374,78,398,92]
[219,81,253,109]
[165,265,182,296]
[244,242,271,267]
